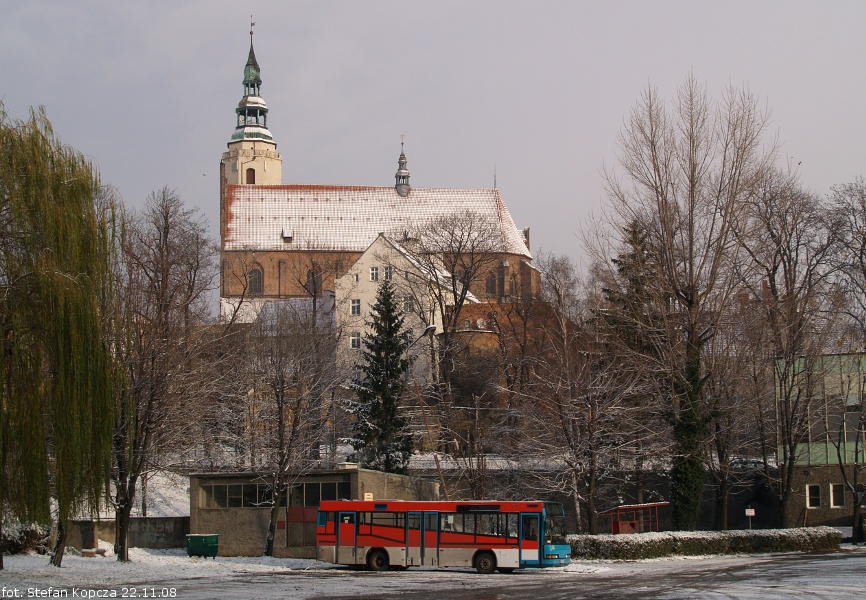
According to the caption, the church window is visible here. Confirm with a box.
[370,267,379,282]
[351,299,361,316]
[245,168,256,184]
[306,265,323,297]
[509,276,516,297]
[485,273,497,296]
[249,267,263,296]
[403,296,415,313]
[350,332,361,349]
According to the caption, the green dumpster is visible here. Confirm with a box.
[186,534,219,558]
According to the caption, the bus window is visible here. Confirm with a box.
[441,513,470,533]
[477,514,500,537]
[425,513,438,532]
[506,514,519,542]
[543,503,568,544]
[522,514,539,541]
[408,513,421,530]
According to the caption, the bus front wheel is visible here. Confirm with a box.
[368,549,389,571]
[474,551,496,574]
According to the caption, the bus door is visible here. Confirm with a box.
[406,512,423,566]
[520,513,541,566]
[423,512,439,566]
[336,511,357,564]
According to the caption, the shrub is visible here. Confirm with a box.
[1,518,49,555]
[568,527,841,560]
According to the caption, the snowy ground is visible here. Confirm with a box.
[2,544,866,599]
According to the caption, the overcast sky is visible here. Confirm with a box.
[2,1,864,270]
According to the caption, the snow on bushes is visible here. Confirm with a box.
[568,527,842,560]
[1,518,49,555]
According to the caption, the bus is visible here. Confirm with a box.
[316,500,570,574]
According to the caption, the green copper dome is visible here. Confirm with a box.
[231,34,274,143]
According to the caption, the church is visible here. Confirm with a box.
[219,34,538,323]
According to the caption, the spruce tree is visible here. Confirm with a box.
[349,280,414,474]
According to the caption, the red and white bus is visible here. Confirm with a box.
[316,500,570,574]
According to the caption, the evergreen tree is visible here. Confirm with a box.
[349,280,414,474]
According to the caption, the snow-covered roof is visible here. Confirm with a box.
[223,184,531,258]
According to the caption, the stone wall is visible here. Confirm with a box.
[66,517,189,550]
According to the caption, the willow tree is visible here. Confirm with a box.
[0,104,114,568]
[599,75,775,529]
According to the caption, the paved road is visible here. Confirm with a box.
[159,548,866,599]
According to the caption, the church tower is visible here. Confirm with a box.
[394,139,411,198]
[220,28,282,190]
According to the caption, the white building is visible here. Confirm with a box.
[335,233,480,386]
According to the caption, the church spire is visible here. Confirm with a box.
[395,136,411,197]
[231,19,273,143]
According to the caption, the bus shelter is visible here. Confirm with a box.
[598,502,670,534]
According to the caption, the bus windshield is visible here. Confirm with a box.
[544,502,568,544]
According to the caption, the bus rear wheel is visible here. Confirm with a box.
[368,549,389,572]
[474,551,496,574]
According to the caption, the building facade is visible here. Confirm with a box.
[189,466,439,557]
[780,352,866,529]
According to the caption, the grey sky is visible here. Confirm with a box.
[2,1,864,269]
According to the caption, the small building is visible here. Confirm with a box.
[189,464,439,557]
[778,352,866,532]
[598,502,671,534]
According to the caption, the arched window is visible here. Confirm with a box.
[245,168,256,184]
[485,273,497,296]
[248,266,263,296]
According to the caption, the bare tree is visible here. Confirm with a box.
[830,178,866,340]
[826,178,866,538]
[701,304,765,530]
[248,298,340,556]
[596,73,775,529]
[736,170,841,527]
[108,187,217,561]
[396,211,505,451]
[518,255,661,533]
